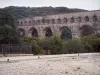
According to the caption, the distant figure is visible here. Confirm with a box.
[7,59,9,62]
[78,53,79,56]
[38,56,40,59]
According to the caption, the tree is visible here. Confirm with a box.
[38,36,63,54]
[38,38,52,54]
[2,6,86,19]
[81,35,100,52]
[62,39,85,54]
[24,37,43,55]
[50,36,63,54]
[0,9,19,44]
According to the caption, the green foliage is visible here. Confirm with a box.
[84,43,93,52]
[33,36,63,54]
[3,6,87,19]
[50,36,62,54]
[24,37,43,55]
[0,9,16,28]
[0,9,20,44]
[81,35,100,52]
[23,35,100,55]
[0,24,19,44]
[62,39,85,54]
[38,36,61,54]
[38,38,52,50]
[37,38,52,54]
[31,40,43,55]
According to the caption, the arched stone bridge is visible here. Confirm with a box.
[16,10,100,39]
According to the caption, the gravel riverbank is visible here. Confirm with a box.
[0,53,100,75]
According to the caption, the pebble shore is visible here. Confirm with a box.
[0,53,100,75]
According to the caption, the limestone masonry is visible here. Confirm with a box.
[16,10,100,39]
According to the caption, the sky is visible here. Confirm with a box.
[0,0,100,10]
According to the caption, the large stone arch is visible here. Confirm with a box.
[29,27,38,37]
[18,28,25,37]
[44,27,53,37]
[79,25,94,36]
[60,26,72,40]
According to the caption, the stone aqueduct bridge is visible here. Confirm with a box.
[16,10,100,39]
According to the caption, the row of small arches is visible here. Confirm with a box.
[17,15,98,25]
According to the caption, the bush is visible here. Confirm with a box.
[23,35,100,55]
[50,36,63,54]
[62,39,85,54]
[38,38,53,54]
[81,35,100,52]
[23,37,43,55]
[38,36,63,54]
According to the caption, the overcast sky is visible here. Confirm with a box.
[0,0,100,10]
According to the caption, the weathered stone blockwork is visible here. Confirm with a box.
[16,10,100,39]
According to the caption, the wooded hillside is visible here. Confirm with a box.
[2,6,87,19]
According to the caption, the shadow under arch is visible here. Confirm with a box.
[18,28,25,37]
[44,27,53,37]
[60,26,72,40]
[79,25,94,37]
[29,27,38,37]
